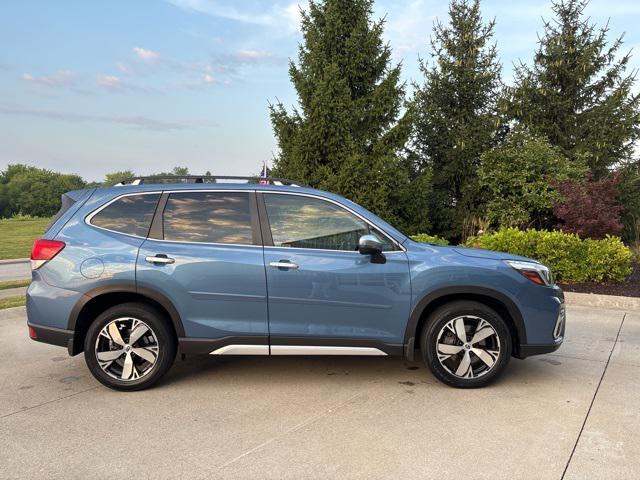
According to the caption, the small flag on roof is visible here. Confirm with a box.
[259,160,269,184]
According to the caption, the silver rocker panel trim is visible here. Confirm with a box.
[209,344,388,356]
[209,345,269,355]
[270,345,387,356]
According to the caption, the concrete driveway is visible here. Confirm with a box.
[0,305,638,480]
[0,259,30,281]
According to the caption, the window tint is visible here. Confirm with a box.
[264,194,395,251]
[91,193,159,237]
[163,192,253,244]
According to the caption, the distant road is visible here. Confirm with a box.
[0,259,31,281]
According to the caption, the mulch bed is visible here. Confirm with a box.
[559,262,640,298]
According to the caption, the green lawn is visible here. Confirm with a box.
[0,296,26,310]
[0,217,52,260]
[0,279,31,290]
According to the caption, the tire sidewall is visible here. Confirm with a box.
[421,301,512,388]
[84,303,176,391]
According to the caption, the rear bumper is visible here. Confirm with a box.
[28,322,74,351]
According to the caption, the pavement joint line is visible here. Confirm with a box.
[560,312,627,480]
[547,353,606,364]
[219,391,365,469]
[0,385,101,419]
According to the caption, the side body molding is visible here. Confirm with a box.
[403,286,527,359]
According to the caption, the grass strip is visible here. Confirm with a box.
[0,296,26,310]
[0,279,31,291]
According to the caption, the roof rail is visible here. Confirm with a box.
[114,175,309,188]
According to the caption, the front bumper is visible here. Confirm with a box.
[518,296,565,358]
[519,341,562,358]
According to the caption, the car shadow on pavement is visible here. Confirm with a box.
[156,353,564,391]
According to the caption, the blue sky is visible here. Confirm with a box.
[1,0,640,182]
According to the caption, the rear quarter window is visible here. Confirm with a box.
[90,193,160,237]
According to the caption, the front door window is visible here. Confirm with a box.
[263,194,394,251]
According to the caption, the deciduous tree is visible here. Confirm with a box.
[478,128,585,228]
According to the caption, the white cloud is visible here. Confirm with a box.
[168,0,272,24]
[21,70,76,88]
[181,72,231,89]
[237,49,273,61]
[203,73,217,84]
[275,2,306,33]
[0,104,191,131]
[96,73,145,93]
[167,0,307,33]
[133,47,160,60]
[96,73,122,89]
[380,0,439,57]
[115,61,132,74]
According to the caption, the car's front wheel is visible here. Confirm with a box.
[421,300,512,388]
[84,302,177,391]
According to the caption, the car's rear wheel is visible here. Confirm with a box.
[420,300,512,388]
[84,302,176,391]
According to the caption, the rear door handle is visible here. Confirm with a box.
[269,261,299,270]
[145,255,175,265]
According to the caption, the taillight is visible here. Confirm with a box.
[28,326,38,339]
[31,239,65,270]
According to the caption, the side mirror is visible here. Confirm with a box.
[358,234,383,256]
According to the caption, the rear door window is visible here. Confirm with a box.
[162,191,254,244]
[90,193,160,237]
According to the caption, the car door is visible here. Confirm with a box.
[259,192,411,355]
[137,189,269,353]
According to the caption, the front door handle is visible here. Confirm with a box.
[145,255,175,265]
[269,261,299,270]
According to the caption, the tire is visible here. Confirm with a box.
[420,300,512,388]
[84,302,177,391]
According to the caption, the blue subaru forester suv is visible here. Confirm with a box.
[26,176,565,391]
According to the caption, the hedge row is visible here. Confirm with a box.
[465,228,633,283]
[410,233,449,245]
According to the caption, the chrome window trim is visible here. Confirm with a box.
[144,237,261,248]
[85,188,407,253]
[263,245,405,255]
[260,190,406,253]
[85,191,163,240]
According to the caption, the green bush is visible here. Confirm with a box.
[477,128,586,229]
[411,233,449,245]
[465,228,633,283]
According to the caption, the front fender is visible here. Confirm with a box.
[404,285,527,351]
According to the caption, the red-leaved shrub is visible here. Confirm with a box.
[553,174,623,239]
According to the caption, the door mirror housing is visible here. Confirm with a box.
[358,234,383,256]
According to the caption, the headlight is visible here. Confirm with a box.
[505,260,554,286]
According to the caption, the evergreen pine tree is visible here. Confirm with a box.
[269,0,430,233]
[507,0,640,177]
[412,0,502,240]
